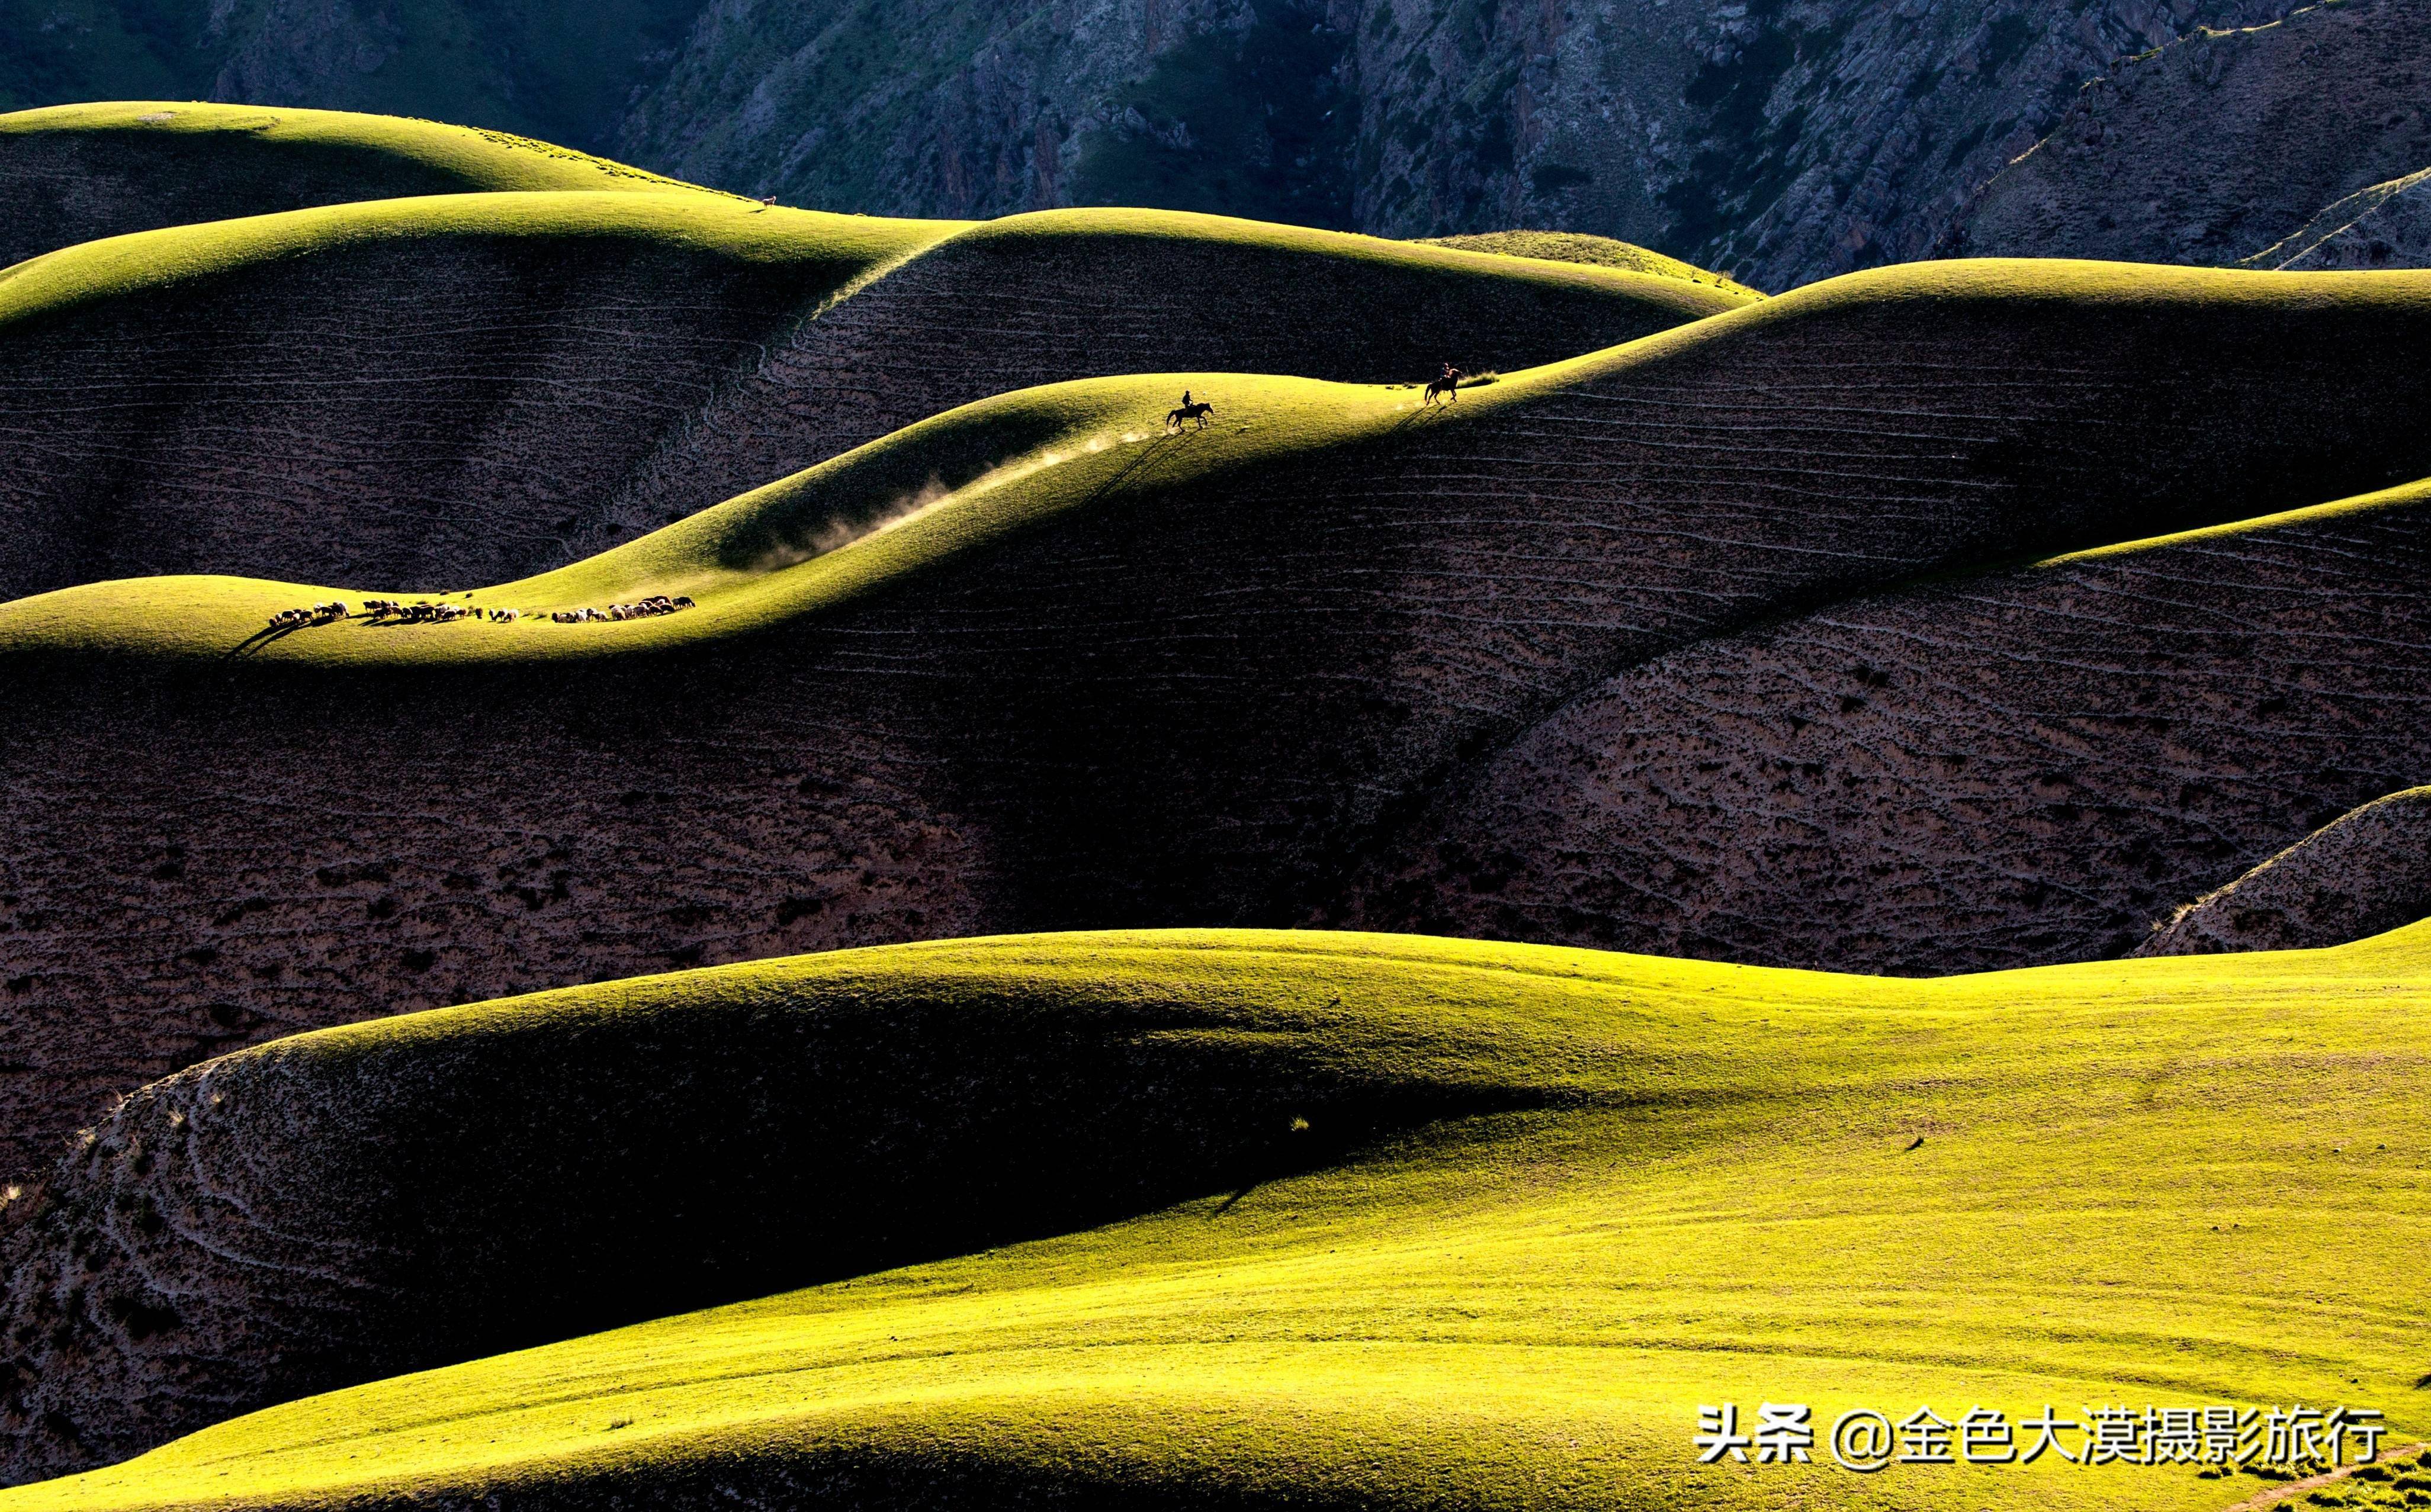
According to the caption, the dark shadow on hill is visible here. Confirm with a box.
[0,976,1549,1483]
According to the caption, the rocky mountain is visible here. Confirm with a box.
[3,0,2424,288]
[608,0,2306,289]
[1942,0,2431,266]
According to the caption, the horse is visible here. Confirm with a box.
[1166,398,1216,433]
[1424,368,1465,406]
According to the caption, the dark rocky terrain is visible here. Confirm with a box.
[1344,486,2431,969]
[2242,167,2431,269]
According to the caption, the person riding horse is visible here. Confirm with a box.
[1167,389,1216,432]
[1425,362,1465,406]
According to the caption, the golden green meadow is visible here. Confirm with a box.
[7,924,2427,1511]
[6,101,2430,1512]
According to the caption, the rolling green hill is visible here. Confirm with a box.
[5,259,2431,1195]
[0,102,729,270]
[4,924,2427,1503]
[0,187,1738,601]
[1417,230,1761,297]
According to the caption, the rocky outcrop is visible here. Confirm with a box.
[2131,786,2431,955]
[616,0,2295,289]
[1942,0,2431,266]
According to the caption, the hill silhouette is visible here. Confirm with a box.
[1944,0,2431,268]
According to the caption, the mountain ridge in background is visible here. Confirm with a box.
[16,0,2431,288]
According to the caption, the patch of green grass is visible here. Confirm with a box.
[6,919,2430,1508]
[0,99,732,200]
[1417,229,1762,295]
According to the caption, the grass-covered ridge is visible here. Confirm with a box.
[0,186,946,316]
[0,181,1739,600]
[5,922,2427,1510]
[1419,228,1762,297]
[8,255,2429,670]
[0,101,721,197]
[0,102,736,270]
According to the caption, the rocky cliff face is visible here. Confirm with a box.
[10,0,2358,289]
[1942,0,2431,267]
[607,0,2301,288]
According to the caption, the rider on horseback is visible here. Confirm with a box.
[1167,389,1216,433]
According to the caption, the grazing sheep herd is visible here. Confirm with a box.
[264,595,695,632]
[549,595,692,623]
[264,600,352,628]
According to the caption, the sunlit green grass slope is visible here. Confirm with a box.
[7,255,2427,672]
[9,923,2427,1510]
[0,184,952,316]
[0,100,720,197]
[1421,229,1762,297]
[0,101,737,269]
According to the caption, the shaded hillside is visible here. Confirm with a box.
[6,261,2431,1182]
[0,931,1539,1482]
[1341,481,2431,970]
[4,925,2428,1501]
[2133,785,2431,956]
[0,102,724,271]
[1943,0,2431,266]
[0,197,1732,601]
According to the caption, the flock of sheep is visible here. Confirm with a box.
[263,595,696,631]
[546,595,693,623]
